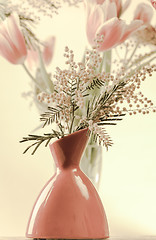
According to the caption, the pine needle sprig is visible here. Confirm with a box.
[40,106,62,127]
[97,114,126,126]
[92,128,113,151]
[68,78,77,101]
[86,78,106,90]
[20,131,62,154]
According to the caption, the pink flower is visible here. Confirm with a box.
[103,0,122,16]
[43,36,55,65]
[151,0,156,9]
[26,36,55,69]
[85,0,143,51]
[92,0,131,17]
[0,13,27,64]
[134,3,153,24]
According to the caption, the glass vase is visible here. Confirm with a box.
[80,142,102,190]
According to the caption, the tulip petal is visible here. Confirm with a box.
[0,13,27,64]
[119,19,143,43]
[134,3,153,24]
[7,13,27,56]
[43,36,56,65]
[86,3,104,45]
[122,0,131,13]
[26,49,38,69]
[0,33,21,64]
[114,0,122,16]
[96,0,105,4]
[151,0,156,9]
[102,0,117,20]
[96,17,125,51]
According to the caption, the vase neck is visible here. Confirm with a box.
[49,129,89,170]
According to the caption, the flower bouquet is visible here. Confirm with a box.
[1,0,156,237]
[0,0,156,188]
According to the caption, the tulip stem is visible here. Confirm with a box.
[99,50,112,74]
[22,63,44,92]
[115,48,121,60]
[37,47,54,93]
[126,42,139,67]
[103,50,112,73]
[99,52,105,73]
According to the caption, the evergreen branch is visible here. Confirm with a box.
[69,104,75,134]
[98,82,126,107]
[97,122,117,125]
[20,132,62,154]
[87,83,126,123]
[97,115,125,125]
[67,78,77,99]
[87,100,90,118]
[99,114,126,121]
[40,106,63,127]
[76,122,89,131]
[92,128,113,151]
[86,78,105,90]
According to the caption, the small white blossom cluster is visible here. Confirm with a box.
[117,64,156,115]
[37,46,156,149]
[38,46,105,108]
[63,0,83,6]
[64,47,103,85]
[38,47,103,127]
[5,0,82,24]
[6,0,61,20]
[75,90,84,108]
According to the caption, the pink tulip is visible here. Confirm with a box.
[94,0,121,15]
[151,0,156,9]
[95,0,105,3]
[121,0,131,13]
[134,3,153,24]
[86,0,117,47]
[0,13,27,64]
[26,36,55,69]
[110,0,122,16]
[85,1,143,51]
[42,36,55,65]
[96,18,125,51]
[92,0,131,17]
[119,20,144,43]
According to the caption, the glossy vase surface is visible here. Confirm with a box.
[26,128,109,239]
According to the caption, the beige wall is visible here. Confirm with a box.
[0,1,156,237]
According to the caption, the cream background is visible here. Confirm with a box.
[0,0,156,237]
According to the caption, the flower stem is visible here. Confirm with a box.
[37,47,54,93]
[126,42,139,67]
[22,63,44,92]
[122,55,156,81]
[69,104,75,134]
[103,50,112,73]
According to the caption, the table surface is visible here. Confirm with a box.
[0,237,156,240]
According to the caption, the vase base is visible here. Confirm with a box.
[30,237,109,240]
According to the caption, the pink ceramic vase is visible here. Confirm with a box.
[26,128,109,239]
